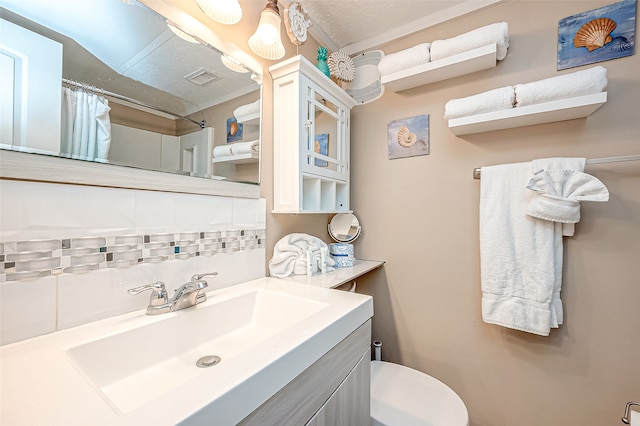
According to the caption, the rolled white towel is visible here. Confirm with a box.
[229,140,259,155]
[431,22,509,62]
[444,86,515,120]
[514,66,607,107]
[378,43,431,76]
[213,145,233,158]
[233,99,260,122]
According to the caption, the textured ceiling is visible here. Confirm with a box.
[298,0,503,54]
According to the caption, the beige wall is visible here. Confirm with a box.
[259,1,638,424]
[347,2,639,425]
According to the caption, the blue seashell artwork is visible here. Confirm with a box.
[557,0,636,70]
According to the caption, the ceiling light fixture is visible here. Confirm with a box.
[248,0,285,60]
[196,0,242,25]
[166,20,200,43]
[221,54,250,73]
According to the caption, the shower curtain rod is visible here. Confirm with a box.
[472,154,640,179]
[62,78,206,129]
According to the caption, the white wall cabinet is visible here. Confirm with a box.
[270,55,357,214]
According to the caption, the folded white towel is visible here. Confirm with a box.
[514,66,607,107]
[431,22,509,62]
[229,140,259,155]
[480,162,562,336]
[233,99,261,123]
[213,145,233,158]
[268,233,335,278]
[444,86,515,120]
[526,170,609,223]
[378,43,431,76]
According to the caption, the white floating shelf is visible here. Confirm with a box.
[381,44,498,93]
[212,152,259,164]
[448,92,607,135]
[238,112,260,126]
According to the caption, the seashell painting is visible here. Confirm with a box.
[387,114,429,160]
[397,125,417,148]
[558,0,635,70]
[573,17,617,51]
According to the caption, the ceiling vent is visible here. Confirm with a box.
[184,68,219,86]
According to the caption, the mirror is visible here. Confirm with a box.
[328,213,361,243]
[0,0,262,187]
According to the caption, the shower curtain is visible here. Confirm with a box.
[60,87,112,162]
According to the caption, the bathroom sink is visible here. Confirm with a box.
[67,288,329,414]
[0,278,373,425]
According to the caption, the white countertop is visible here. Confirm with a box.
[0,277,373,425]
[280,259,385,289]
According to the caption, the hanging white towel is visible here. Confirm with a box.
[526,169,609,223]
[268,233,335,278]
[95,98,112,162]
[60,87,77,157]
[480,162,562,336]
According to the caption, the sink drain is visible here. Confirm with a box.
[196,355,221,368]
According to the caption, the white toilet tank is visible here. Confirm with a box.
[370,361,469,426]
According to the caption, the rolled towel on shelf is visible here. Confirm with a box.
[430,22,509,62]
[514,66,607,107]
[378,43,431,76]
[213,145,233,158]
[233,99,261,123]
[268,233,335,278]
[229,140,259,155]
[444,86,515,120]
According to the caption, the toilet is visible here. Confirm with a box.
[370,361,469,426]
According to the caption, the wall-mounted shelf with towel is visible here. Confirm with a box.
[212,152,259,164]
[381,44,498,93]
[449,91,607,136]
[237,112,260,127]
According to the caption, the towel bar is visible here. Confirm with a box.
[622,401,640,424]
[473,154,640,179]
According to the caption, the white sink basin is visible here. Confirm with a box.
[67,288,329,414]
[0,278,372,426]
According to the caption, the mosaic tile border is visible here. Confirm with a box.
[0,229,266,283]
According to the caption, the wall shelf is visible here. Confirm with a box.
[381,43,498,93]
[448,92,607,135]
[237,112,260,126]
[212,152,259,164]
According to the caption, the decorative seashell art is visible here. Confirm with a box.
[573,17,617,51]
[284,2,312,45]
[397,125,417,147]
[328,51,356,82]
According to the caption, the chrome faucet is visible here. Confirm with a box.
[128,272,217,315]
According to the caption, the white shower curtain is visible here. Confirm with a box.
[60,87,112,162]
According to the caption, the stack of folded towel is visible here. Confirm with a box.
[378,22,509,78]
[479,158,609,336]
[444,65,608,120]
[233,99,260,123]
[269,233,335,278]
[212,140,260,158]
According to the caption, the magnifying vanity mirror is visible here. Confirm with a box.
[328,213,361,243]
[0,0,263,195]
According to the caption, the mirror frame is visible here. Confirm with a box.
[0,0,263,198]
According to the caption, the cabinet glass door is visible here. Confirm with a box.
[303,83,348,181]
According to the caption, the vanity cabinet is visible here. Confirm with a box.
[270,55,357,214]
[239,320,371,425]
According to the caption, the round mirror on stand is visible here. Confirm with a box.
[328,213,361,243]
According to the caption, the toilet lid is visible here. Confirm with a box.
[370,361,469,426]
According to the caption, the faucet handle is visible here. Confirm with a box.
[191,272,218,282]
[127,281,168,307]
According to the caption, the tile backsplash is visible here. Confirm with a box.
[0,180,267,345]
